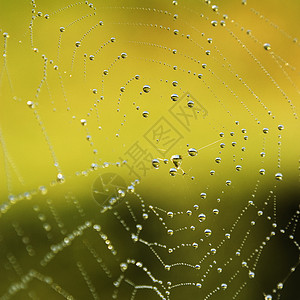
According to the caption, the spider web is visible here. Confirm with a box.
[0,0,299,299]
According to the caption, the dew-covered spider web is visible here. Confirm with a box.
[0,0,300,299]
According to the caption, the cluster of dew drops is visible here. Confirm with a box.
[151,124,285,181]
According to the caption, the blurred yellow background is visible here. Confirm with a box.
[0,0,299,299]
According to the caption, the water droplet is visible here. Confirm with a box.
[109,197,117,206]
[278,124,284,130]
[152,159,160,169]
[198,213,206,222]
[169,168,177,176]
[80,119,87,126]
[187,100,194,107]
[241,261,247,267]
[39,186,47,195]
[264,295,272,300]
[142,111,149,118]
[118,189,125,198]
[27,101,35,108]
[200,192,207,199]
[213,209,219,215]
[121,52,127,58]
[211,20,218,26]
[75,41,81,47]
[171,94,179,101]
[143,85,151,93]
[167,211,174,218]
[171,155,182,168]
[172,81,178,86]
[259,169,265,175]
[275,172,283,181]
[263,128,269,134]
[192,242,198,249]
[57,173,65,182]
[127,185,135,193]
[215,157,221,163]
[212,5,218,12]
[277,282,283,290]
[167,229,173,235]
[236,165,242,171]
[120,262,128,272]
[263,43,271,51]
[188,148,198,156]
[204,229,212,237]
[249,271,255,278]
[221,283,227,290]
[60,27,65,32]
[225,233,231,239]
